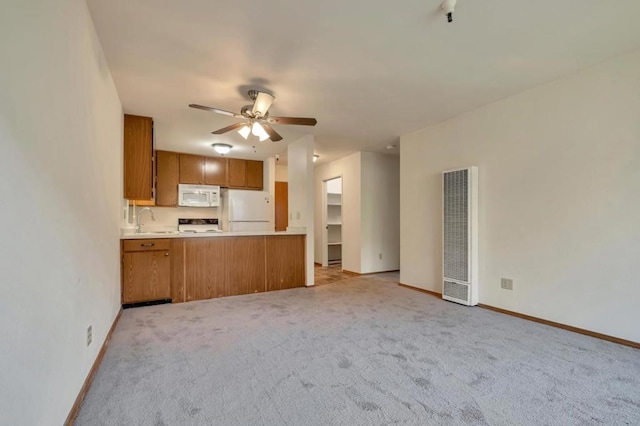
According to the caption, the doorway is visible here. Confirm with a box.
[323,176,342,267]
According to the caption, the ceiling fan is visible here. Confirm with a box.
[189,90,317,142]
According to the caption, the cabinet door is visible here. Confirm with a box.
[123,114,153,200]
[156,151,179,206]
[123,250,171,303]
[266,235,305,291]
[246,160,264,189]
[179,154,205,184]
[225,236,265,295]
[227,158,246,188]
[205,157,228,186]
[184,238,226,301]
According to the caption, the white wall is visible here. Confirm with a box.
[400,49,640,343]
[275,164,288,182]
[288,136,315,285]
[0,0,123,424]
[361,152,400,273]
[314,153,361,271]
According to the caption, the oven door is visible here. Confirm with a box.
[179,190,210,207]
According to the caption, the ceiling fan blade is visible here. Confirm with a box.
[189,104,243,118]
[252,92,275,117]
[266,116,317,126]
[211,122,248,135]
[262,124,283,142]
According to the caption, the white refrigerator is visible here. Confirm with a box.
[220,189,273,232]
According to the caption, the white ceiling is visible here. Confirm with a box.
[87,0,640,165]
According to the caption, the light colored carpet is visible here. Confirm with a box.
[76,274,640,425]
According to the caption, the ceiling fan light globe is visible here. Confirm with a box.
[251,92,275,117]
[238,125,251,139]
[252,122,270,141]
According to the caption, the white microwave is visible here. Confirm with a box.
[178,184,220,207]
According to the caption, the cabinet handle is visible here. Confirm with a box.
[164,252,169,256]
[141,243,155,247]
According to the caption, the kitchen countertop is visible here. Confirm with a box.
[121,230,306,240]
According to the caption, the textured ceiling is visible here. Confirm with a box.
[87,0,640,165]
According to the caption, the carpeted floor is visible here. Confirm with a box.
[76,274,640,425]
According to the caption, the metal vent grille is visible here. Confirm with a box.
[443,280,469,302]
[443,169,469,282]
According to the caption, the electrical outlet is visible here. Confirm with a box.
[86,325,92,347]
[378,253,383,260]
[501,278,513,290]
[296,211,301,220]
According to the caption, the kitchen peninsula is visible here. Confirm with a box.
[121,113,309,307]
[121,231,306,306]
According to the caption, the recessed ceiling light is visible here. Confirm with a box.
[212,143,233,155]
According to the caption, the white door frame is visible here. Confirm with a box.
[322,175,342,267]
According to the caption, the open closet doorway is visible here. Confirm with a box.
[323,176,342,267]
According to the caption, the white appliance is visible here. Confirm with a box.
[221,189,272,232]
[442,166,479,306]
[178,184,220,207]
[178,218,221,233]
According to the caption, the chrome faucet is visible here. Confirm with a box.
[136,207,155,233]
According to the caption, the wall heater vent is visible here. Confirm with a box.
[442,167,478,306]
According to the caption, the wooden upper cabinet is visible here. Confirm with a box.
[227,158,264,190]
[179,154,205,184]
[246,160,264,189]
[123,114,153,200]
[228,158,247,188]
[156,151,179,206]
[205,157,228,186]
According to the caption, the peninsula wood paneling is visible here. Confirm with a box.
[266,235,305,291]
[225,236,266,295]
[123,114,153,200]
[170,239,185,303]
[179,154,205,184]
[156,150,180,206]
[184,238,226,301]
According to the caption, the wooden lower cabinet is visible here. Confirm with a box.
[122,239,171,304]
[185,238,226,301]
[266,235,306,291]
[225,236,266,296]
[122,235,305,306]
